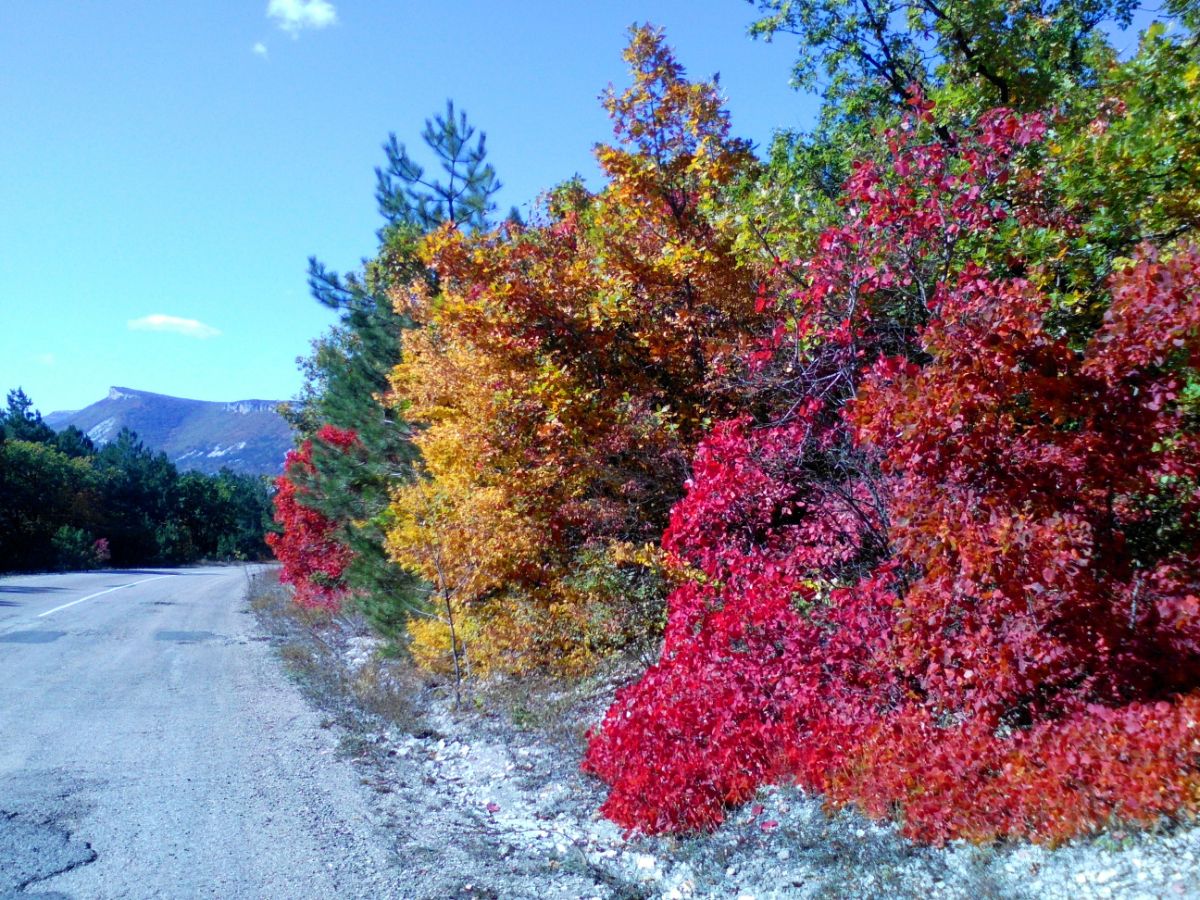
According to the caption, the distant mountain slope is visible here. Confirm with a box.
[46,387,294,476]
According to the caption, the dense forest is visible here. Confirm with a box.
[270,0,1200,844]
[0,388,273,571]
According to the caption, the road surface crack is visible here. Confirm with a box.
[1,813,98,894]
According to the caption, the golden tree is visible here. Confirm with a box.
[387,26,762,675]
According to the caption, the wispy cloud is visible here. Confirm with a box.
[127,314,221,339]
[267,0,337,36]
[36,352,56,366]
[252,41,269,59]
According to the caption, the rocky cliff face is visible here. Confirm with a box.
[46,387,294,476]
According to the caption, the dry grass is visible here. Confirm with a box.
[278,642,316,672]
[347,656,429,735]
[246,567,428,737]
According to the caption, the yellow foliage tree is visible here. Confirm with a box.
[386,26,762,675]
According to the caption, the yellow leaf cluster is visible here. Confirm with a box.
[383,26,764,676]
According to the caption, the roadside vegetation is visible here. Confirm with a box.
[0,387,273,571]
[270,0,1200,847]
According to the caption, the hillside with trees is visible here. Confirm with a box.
[45,386,293,476]
[270,0,1200,846]
[0,388,274,572]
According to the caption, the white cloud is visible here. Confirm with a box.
[252,41,269,58]
[267,0,337,36]
[36,352,56,366]
[127,314,221,339]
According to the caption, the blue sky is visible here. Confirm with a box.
[0,1,812,415]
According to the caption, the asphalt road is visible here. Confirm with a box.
[0,566,405,899]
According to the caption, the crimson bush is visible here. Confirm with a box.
[586,103,1200,843]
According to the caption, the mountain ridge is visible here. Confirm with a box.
[46,386,295,476]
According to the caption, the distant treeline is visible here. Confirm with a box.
[0,388,274,571]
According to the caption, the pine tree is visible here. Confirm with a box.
[3,388,55,443]
[53,425,95,459]
[280,102,502,636]
[375,100,500,235]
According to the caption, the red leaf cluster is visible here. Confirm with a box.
[586,103,1200,843]
[583,415,900,833]
[266,429,358,611]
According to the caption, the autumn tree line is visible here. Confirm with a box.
[270,0,1200,844]
[0,388,272,571]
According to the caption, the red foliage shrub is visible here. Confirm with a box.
[586,100,1200,843]
[266,429,358,611]
[835,692,1200,844]
[583,415,900,833]
[854,249,1200,725]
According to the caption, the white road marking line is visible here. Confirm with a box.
[36,574,174,618]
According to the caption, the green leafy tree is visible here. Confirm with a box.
[94,428,179,565]
[746,0,1137,114]
[734,0,1196,275]
[0,440,97,570]
[53,425,96,459]
[0,390,95,457]
[1046,20,1200,275]
[51,525,102,570]
[170,469,273,561]
[211,470,274,560]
